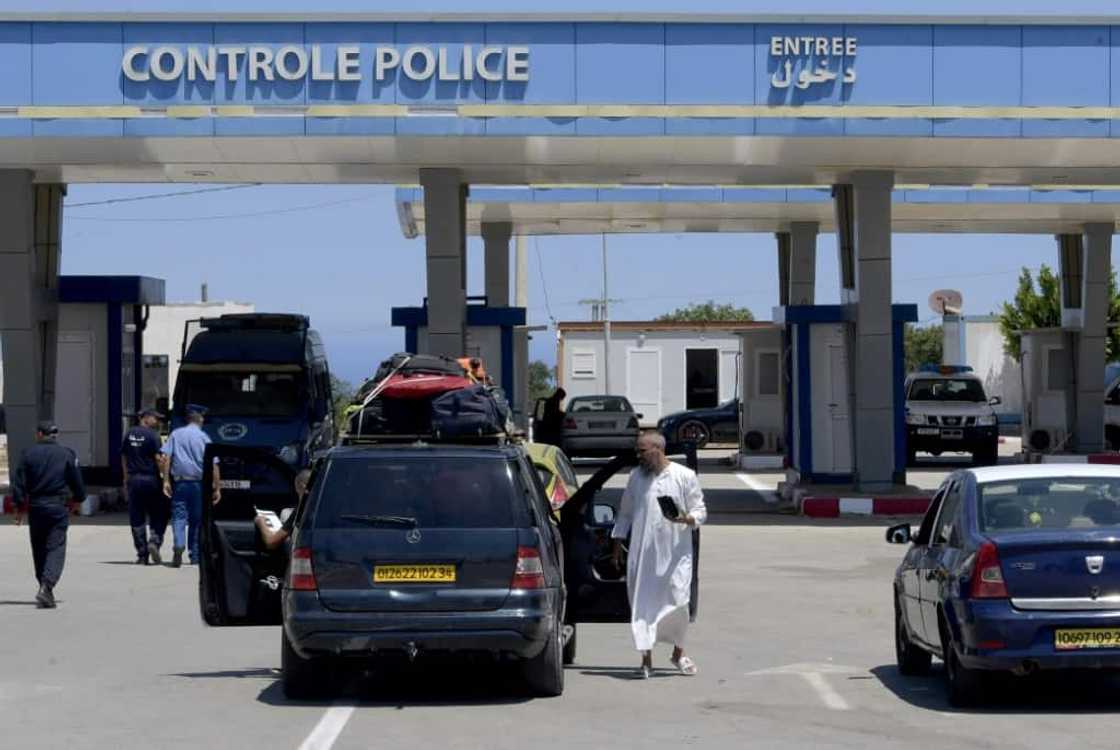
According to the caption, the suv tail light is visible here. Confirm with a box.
[289,547,317,591]
[970,540,1008,599]
[563,417,577,430]
[627,416,639,429]
[550,481,569,510]
[512,546,545,589]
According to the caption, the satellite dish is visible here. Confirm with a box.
[928,289,963,316]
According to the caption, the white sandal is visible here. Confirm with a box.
[672,655,698,676]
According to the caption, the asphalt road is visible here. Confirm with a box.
[5,451,1119,750]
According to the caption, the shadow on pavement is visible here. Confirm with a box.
[173,667,279,680]
[578,665,682,681]
[871,664,1120,714]
[0,600,39,606]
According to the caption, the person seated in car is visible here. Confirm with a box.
[256,469,311,551]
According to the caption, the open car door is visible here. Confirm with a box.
[199,444,298,626]
[559,451,702,624]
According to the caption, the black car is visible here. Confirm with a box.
[658,398,740,450]
[197,441,676,699]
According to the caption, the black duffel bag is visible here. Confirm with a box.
[430,385,507,438]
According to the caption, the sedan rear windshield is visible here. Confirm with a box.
[907,378,986,403]
[979,477,1120,532]
[569,396,633,413]
[314,456,533,529]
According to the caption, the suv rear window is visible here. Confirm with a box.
[313,456,533,529]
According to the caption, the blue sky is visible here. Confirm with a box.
[59,183,1069,385]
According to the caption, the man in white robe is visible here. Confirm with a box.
[611,432,707,678]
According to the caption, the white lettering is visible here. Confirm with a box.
[462,45,474,80]
[506,46,529,82]
[187,46,216,82]
[437,47,459,81]
[218,47,246,82]
[310,45,334,81]
[122,46,149,82]
[846,37,857,56]
[770,36,782,56]
[337,46,361,81]
[832,37,844,56]
[375,47,400,80]
[403,46,435,80]
[476,47,503,82]
[275,45,308,81]
[782,37,798,56]
[150,47,184,82]
[248,46,274,82]
[815,38,828,55]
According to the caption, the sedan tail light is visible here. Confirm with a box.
[550,481,569,510]
[289,547,317,591]
[563,417,577,430]
[627,417,639,429]
[511,546,545,589]
[970,540,1009,599]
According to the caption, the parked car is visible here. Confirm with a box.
[525,442,581,511]
[559,395,641,458]
[887,464,1120,706]
[198,440,637,699]
[658,398,739,450]
[904,365,1000,466]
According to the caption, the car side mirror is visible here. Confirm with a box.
[885,523,913,544]
[989,396,1002,406]
[590,503,616,526]
[636,413,644,420]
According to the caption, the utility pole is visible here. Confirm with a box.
[576,235,620,393]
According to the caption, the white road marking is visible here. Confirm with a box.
[746,661,859,712]
[801,671,851,711]
[735,472,778,494]
[298,704,355,750]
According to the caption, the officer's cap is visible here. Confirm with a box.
[185,403,208,417]
[138,408,162,420]
[36,420,59,435]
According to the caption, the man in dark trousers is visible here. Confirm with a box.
[12,421,86,609]
[121,409,168,565]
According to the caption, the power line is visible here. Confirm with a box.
[533,237,557,325]
[65,184,260,208]
[64,195,376,223]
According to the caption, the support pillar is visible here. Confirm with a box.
[788,221,818,305]
[513,235,530,430]
[0,172,63,471]
[1059,225,1111,453]
[837,171,896,490]
[420,168,467,359]
[482,221,512,307]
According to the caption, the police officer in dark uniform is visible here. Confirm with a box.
[12,421,86,609]
[121,409,168,565]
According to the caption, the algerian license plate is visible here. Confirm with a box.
[218,479,250,490]
[942,429,963,439]
[589,420,615,429]
[917,428,939,436]
[1055,628,1120,650]
[374,565,456,583]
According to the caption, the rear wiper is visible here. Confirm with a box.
[338,514,418,528]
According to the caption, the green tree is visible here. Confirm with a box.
[528,360,555,403]
[904,324,944,372]
[330,374,355,432]
[656,300,754,322]
[997,264,1120,362]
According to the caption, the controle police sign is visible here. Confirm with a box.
[769,35,857,89]
[121,44,530,83]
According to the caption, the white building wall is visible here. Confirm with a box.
[963,316,1022,418]
[560,328,743,426]
[144,302,254,407]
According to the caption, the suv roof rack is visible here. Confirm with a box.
[337,431,524,447]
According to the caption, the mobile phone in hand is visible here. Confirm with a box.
[657,495,680,520]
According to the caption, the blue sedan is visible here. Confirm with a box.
[887,464,1120,706]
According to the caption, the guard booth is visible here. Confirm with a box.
[1020,328,1075,455]
[392,297,527,425]
[738,325,785,456]
[54,276,166,485]
[777,304,917,484]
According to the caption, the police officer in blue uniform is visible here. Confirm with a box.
[12,421,86,609]
[121,409,168,565]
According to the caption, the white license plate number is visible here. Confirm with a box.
[916,428,939,436]
[218,479,251,490]
[942,429,963,439]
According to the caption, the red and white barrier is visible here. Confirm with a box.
[802,496,932,518]
[1040,453,1120,465]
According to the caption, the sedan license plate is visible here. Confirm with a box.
[373,565,456,584]
[1055,628,1120,650]
[218,479,250,490]
[942,429,963,439]
[589,420,615,429]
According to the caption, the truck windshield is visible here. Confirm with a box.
[908,378,986,403]
[178,370,304,417]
